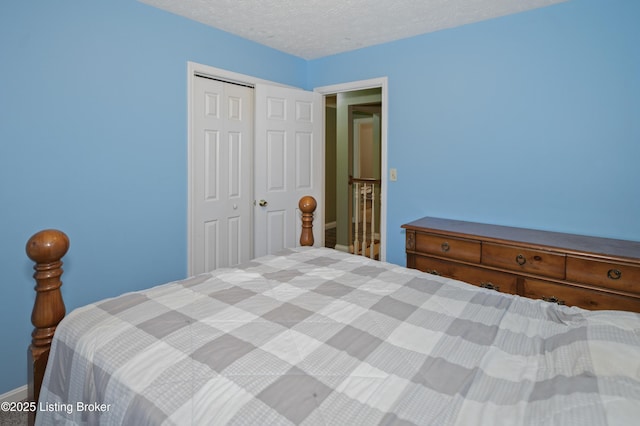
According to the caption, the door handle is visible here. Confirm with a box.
[258,199,268,207]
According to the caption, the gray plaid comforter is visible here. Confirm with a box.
[37,247,640,425]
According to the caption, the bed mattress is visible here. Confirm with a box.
[37,247,640,425]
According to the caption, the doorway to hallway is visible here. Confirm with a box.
[316,78,388,261]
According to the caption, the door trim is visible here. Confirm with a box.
[314,77,389,261]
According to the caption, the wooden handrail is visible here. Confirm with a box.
[349,176,382,185]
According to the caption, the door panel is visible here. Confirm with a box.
[267,210,286,254]
[296,132,313,188]
[254,84,323,257]
[204,220,218,272]
[267,131,286,191]
[192,77,253,274]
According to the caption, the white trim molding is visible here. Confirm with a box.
[314,77,389,261]
[0,385,27,403]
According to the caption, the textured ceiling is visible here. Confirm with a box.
[139,0,568,59]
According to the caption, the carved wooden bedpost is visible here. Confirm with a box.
[25,229,69,411]
[299,196,317,246]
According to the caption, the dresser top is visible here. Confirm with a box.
[402,217,640,262]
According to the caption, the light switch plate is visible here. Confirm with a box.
[390,168,397,181]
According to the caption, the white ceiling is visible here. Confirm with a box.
[139,0,568,60]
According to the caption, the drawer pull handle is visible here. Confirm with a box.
[515,254,527,265]
[542,296,565,305]
[426,269,441,276]
[480,282,500,291]
[441,242,450,253]
[607,268,622,280]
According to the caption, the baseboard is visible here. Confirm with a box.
[0,385,27,403]
[334,244,350,253]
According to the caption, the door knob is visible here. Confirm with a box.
[258,200,268,207]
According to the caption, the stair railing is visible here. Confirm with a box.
[349,177,381,259]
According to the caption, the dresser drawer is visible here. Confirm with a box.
[413,232,481,263]
[566,256,640,296]
[523,278,640,312]
[482,243,566,279]
[413,255,518,294]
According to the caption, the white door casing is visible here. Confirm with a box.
[253,83,324,257]
[315,77,388,261]
[190,76,254,274]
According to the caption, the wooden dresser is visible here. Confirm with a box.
[402,217,640,313]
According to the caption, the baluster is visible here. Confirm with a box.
[362,183,368,256]
[370,184,376,259]
[353,182,360,255]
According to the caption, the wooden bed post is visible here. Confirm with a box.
[299,196,317,247]
[25,229,69,411]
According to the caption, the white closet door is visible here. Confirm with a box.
[191,77,253,274]
[253,84,323,257]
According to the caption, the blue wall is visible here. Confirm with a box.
[308,0,640,266]
[0,0,305,394]
[2,0,639,395]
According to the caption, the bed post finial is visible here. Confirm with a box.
[299,196,317,247]
[25,229,69,409]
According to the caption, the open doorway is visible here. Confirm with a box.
[322,86,385,260]
[349,102,382,259]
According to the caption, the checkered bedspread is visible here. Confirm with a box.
[37,247,640,425]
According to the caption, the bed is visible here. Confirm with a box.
[26,197,640,425]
